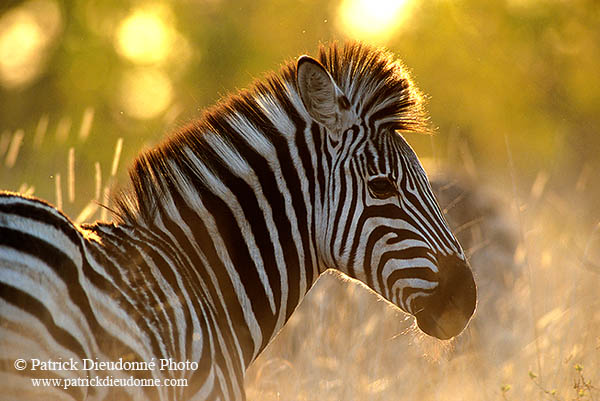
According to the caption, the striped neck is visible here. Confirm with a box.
[113,75,326,371]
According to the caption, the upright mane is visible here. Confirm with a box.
[317,42,426,130]
[112,41,427,225]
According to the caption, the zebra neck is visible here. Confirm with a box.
[117,101,327,369]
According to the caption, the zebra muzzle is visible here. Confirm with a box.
[413,256,477,340]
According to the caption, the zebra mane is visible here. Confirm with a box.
[113,41,427,225]
[317,42,426,130]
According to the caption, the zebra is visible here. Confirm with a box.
[0,42,476,401]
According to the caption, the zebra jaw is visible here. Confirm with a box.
[412,256,477,340]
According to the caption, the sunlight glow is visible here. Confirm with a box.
[0,0,62,89]
[337,0,415,43]
[119,68,173,119]
[115,6,174,64]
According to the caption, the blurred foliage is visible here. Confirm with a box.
[0,0,598,219]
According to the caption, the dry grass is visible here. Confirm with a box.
[0,111,124,224]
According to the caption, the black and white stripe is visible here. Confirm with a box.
[0,42,476,401]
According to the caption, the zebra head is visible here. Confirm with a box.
[296,44,476,340]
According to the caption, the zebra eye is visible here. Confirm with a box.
[368,177,397,199]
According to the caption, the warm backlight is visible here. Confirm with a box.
[115,7,173,65]
[337,0,415,43]
[0,0,61,89]
[115,6,176,119]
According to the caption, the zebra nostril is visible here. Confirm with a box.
[414,255,477,340]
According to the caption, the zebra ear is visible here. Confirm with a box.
[296,55,344,130]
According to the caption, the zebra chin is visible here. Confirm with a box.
[412,256,477,340]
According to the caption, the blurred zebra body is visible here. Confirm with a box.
[0,42,476,400]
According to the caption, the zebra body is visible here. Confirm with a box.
[0,42,476,400]
[1,194,247,400]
